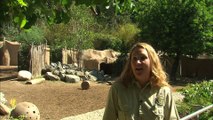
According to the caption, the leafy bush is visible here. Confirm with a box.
[114,23,141,53]
[93,33,122,51]
[18,44,31,70]
[1,23,19,41]
[15,26,46,70]
[16,26,45,45]
[115,23,140,44]
[45,4,99,50]
[45,4,100,62]
[177,81,213,119]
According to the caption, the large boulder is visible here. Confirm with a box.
[65,75,80,83]
[45,72,60,81]
[17,70,32,80]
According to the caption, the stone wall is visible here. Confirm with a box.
[62,49,120,71]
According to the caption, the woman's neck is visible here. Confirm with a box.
[138,78,149,87]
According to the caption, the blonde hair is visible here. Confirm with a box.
[120,42,170,88]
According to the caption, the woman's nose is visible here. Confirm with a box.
[136,59,142,64]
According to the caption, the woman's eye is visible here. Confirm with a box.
[139,56,146,61]
[133,56,138,61]
[132,56,146,61]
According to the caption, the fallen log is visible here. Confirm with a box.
[0,103,11,115]
[25,78,45,84]
[81,80,90,90]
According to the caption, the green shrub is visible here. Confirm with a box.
[114,23,141,53]
[115,23,140,44]
[93,33,122,51]
[16,26,45,45]
[18,44,31,70]
[16,26,45,70]
[177,81,213,119]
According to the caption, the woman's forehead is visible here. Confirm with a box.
[132,47,148,55]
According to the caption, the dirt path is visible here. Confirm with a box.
[0,80,110,120]
[0,65,186,120]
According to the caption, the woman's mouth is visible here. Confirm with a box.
[136,68,143,71]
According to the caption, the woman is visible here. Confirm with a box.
[103,42,180,120]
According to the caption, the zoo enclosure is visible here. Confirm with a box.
[0,40,213,79]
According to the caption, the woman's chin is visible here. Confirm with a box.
[135,75,143,81]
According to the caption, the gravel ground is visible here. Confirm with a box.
[61,108,105,120]
[0,80,110,120]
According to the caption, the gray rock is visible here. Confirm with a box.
[45,72,60,81]
[66,69,75,74]
[65,75,80,83]
[53,70,60,76]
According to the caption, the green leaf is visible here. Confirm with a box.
[14,16,20,23]
[20,17,27,28]
[61,0,68,5]
[17,0,28,7]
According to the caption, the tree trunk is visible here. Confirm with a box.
[170,53,181,81]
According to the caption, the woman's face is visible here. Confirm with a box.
[131,47,151,85]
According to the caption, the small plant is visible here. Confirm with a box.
[10,98,16,109]
[9,115,26,120]
[9,99,27,120]
[0,92,7,104]
[177,81,213,119]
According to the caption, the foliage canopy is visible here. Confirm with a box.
[135,0,213,57]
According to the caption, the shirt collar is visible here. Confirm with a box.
[132,78,151,90]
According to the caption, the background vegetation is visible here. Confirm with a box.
[177,81,213,119]
[1,0,212,80]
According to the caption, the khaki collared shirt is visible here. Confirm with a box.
[103,80,180,120]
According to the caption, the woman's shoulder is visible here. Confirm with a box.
[110,78,126,89]
[111,80,124,87]
[157,85,173,95]
[160,85,171,91]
